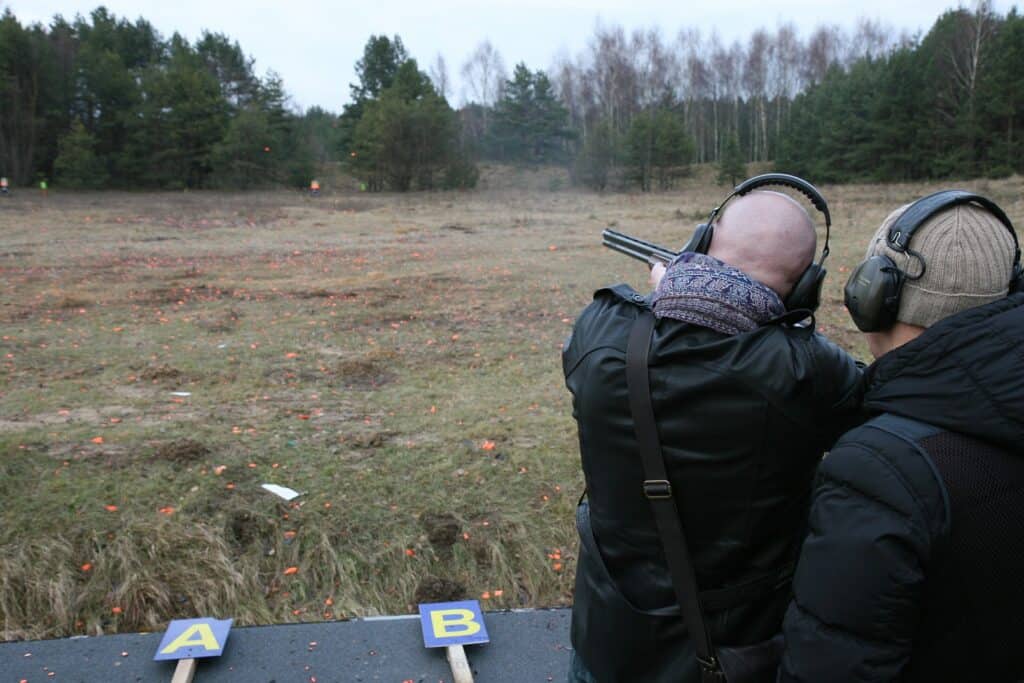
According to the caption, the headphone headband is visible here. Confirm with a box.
[732,173,832,228]
[706,173,832,265]
[887,190,1021,266]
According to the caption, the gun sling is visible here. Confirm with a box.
[626,309,786,682]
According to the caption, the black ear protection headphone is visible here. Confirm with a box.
[680,173,832,313]
[844,190,1023,333]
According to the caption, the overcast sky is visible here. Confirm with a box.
[5,1,1017,113]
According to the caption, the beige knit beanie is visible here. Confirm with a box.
[865,202,1017,328]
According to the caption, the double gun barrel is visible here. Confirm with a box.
[601,229,678,265]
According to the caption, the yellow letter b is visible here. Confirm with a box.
[430,609,481,638]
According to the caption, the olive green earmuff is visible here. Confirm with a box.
[844,190,1022,333]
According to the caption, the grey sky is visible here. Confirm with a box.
[5,1,1016,113]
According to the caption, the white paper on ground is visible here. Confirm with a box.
[170,391,191,397]
[261,483,300,501]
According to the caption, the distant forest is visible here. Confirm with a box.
[1,2,1022,191]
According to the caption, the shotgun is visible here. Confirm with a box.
[601,229,678,265]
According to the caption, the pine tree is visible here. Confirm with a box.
[575,120,618,191]
[350,60,471,191]
[339,35,408,155]
[626,109,693,191]
[717,134,746,186]
[489,63,570,163]
[54,120,108,188]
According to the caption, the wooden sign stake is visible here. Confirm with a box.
[170,657,197,683]
[446,644,474,683]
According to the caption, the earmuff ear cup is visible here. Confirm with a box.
[1009,263,1023,294]
[843,256,903,332]
[784,265,826,313]
[682,223,714,254]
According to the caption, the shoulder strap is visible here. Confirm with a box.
[625,309,725,683]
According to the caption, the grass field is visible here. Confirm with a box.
[2,166,1021,641]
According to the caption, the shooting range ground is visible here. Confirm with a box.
[2,168,1022,641]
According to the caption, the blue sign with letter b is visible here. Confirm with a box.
[419,600,490,648]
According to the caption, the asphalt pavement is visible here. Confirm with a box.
[0,608,572,683]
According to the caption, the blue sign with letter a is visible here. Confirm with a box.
[419,600,490,648]
[153,618,233,661]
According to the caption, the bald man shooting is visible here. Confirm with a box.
[563,175,863,683]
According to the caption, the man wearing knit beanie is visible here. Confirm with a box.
[780,194,1024,683]
[859,202,1017,356]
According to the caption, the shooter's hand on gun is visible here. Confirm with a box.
[649,261,667,289]
[601,228,677,289]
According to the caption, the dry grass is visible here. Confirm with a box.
[2,168,1022,640]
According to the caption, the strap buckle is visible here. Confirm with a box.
[643,479,672,499]
[698,654,726,683]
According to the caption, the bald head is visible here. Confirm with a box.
[706,190,817,297]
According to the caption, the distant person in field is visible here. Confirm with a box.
[0,177,8,194]
[563,177,863,683]
[39,178,47,197]
[310,179,320,196]
[780,192,1024,682]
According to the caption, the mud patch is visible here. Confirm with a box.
[227,510,275,549]
[292,288,333,299]
[334,356,396,389]
[47,442,133,467]
[0,406,138,433]
[139,364,184,382]
[55,295,91,309]
[421,512,460,554]
[262,367,323,385]
[414,576,467,604]
[58,364,107,380]
[194,308,242,333]
[153,438,210,463]
[344,430,396,449]
[441,223,476,234]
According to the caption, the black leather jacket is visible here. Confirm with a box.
[563,284,863,683]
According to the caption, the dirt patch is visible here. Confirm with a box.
[194,308,242,332]
[0,406,138,433]
[140,364,184,382]
[263,367,324,385]
[227,510,275,549]
[421,512,460,553]
[292,288,333,299]
[58,364,107,380]
[335,356,396,389]
[47,441,133,467]
[441,223,476,234]
[414,576,467,604]
[345,430,396,449]
[153,439,210,463]
[55,295,91,309]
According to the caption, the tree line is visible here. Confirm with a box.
[2,3,1023,190]
[0,7,320,189]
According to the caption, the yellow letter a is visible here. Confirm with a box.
[160,624,221,655]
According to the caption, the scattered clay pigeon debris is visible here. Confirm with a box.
[261,483,300,501]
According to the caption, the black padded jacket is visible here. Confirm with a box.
[563,284,863,683]
[780,292,1024,682]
